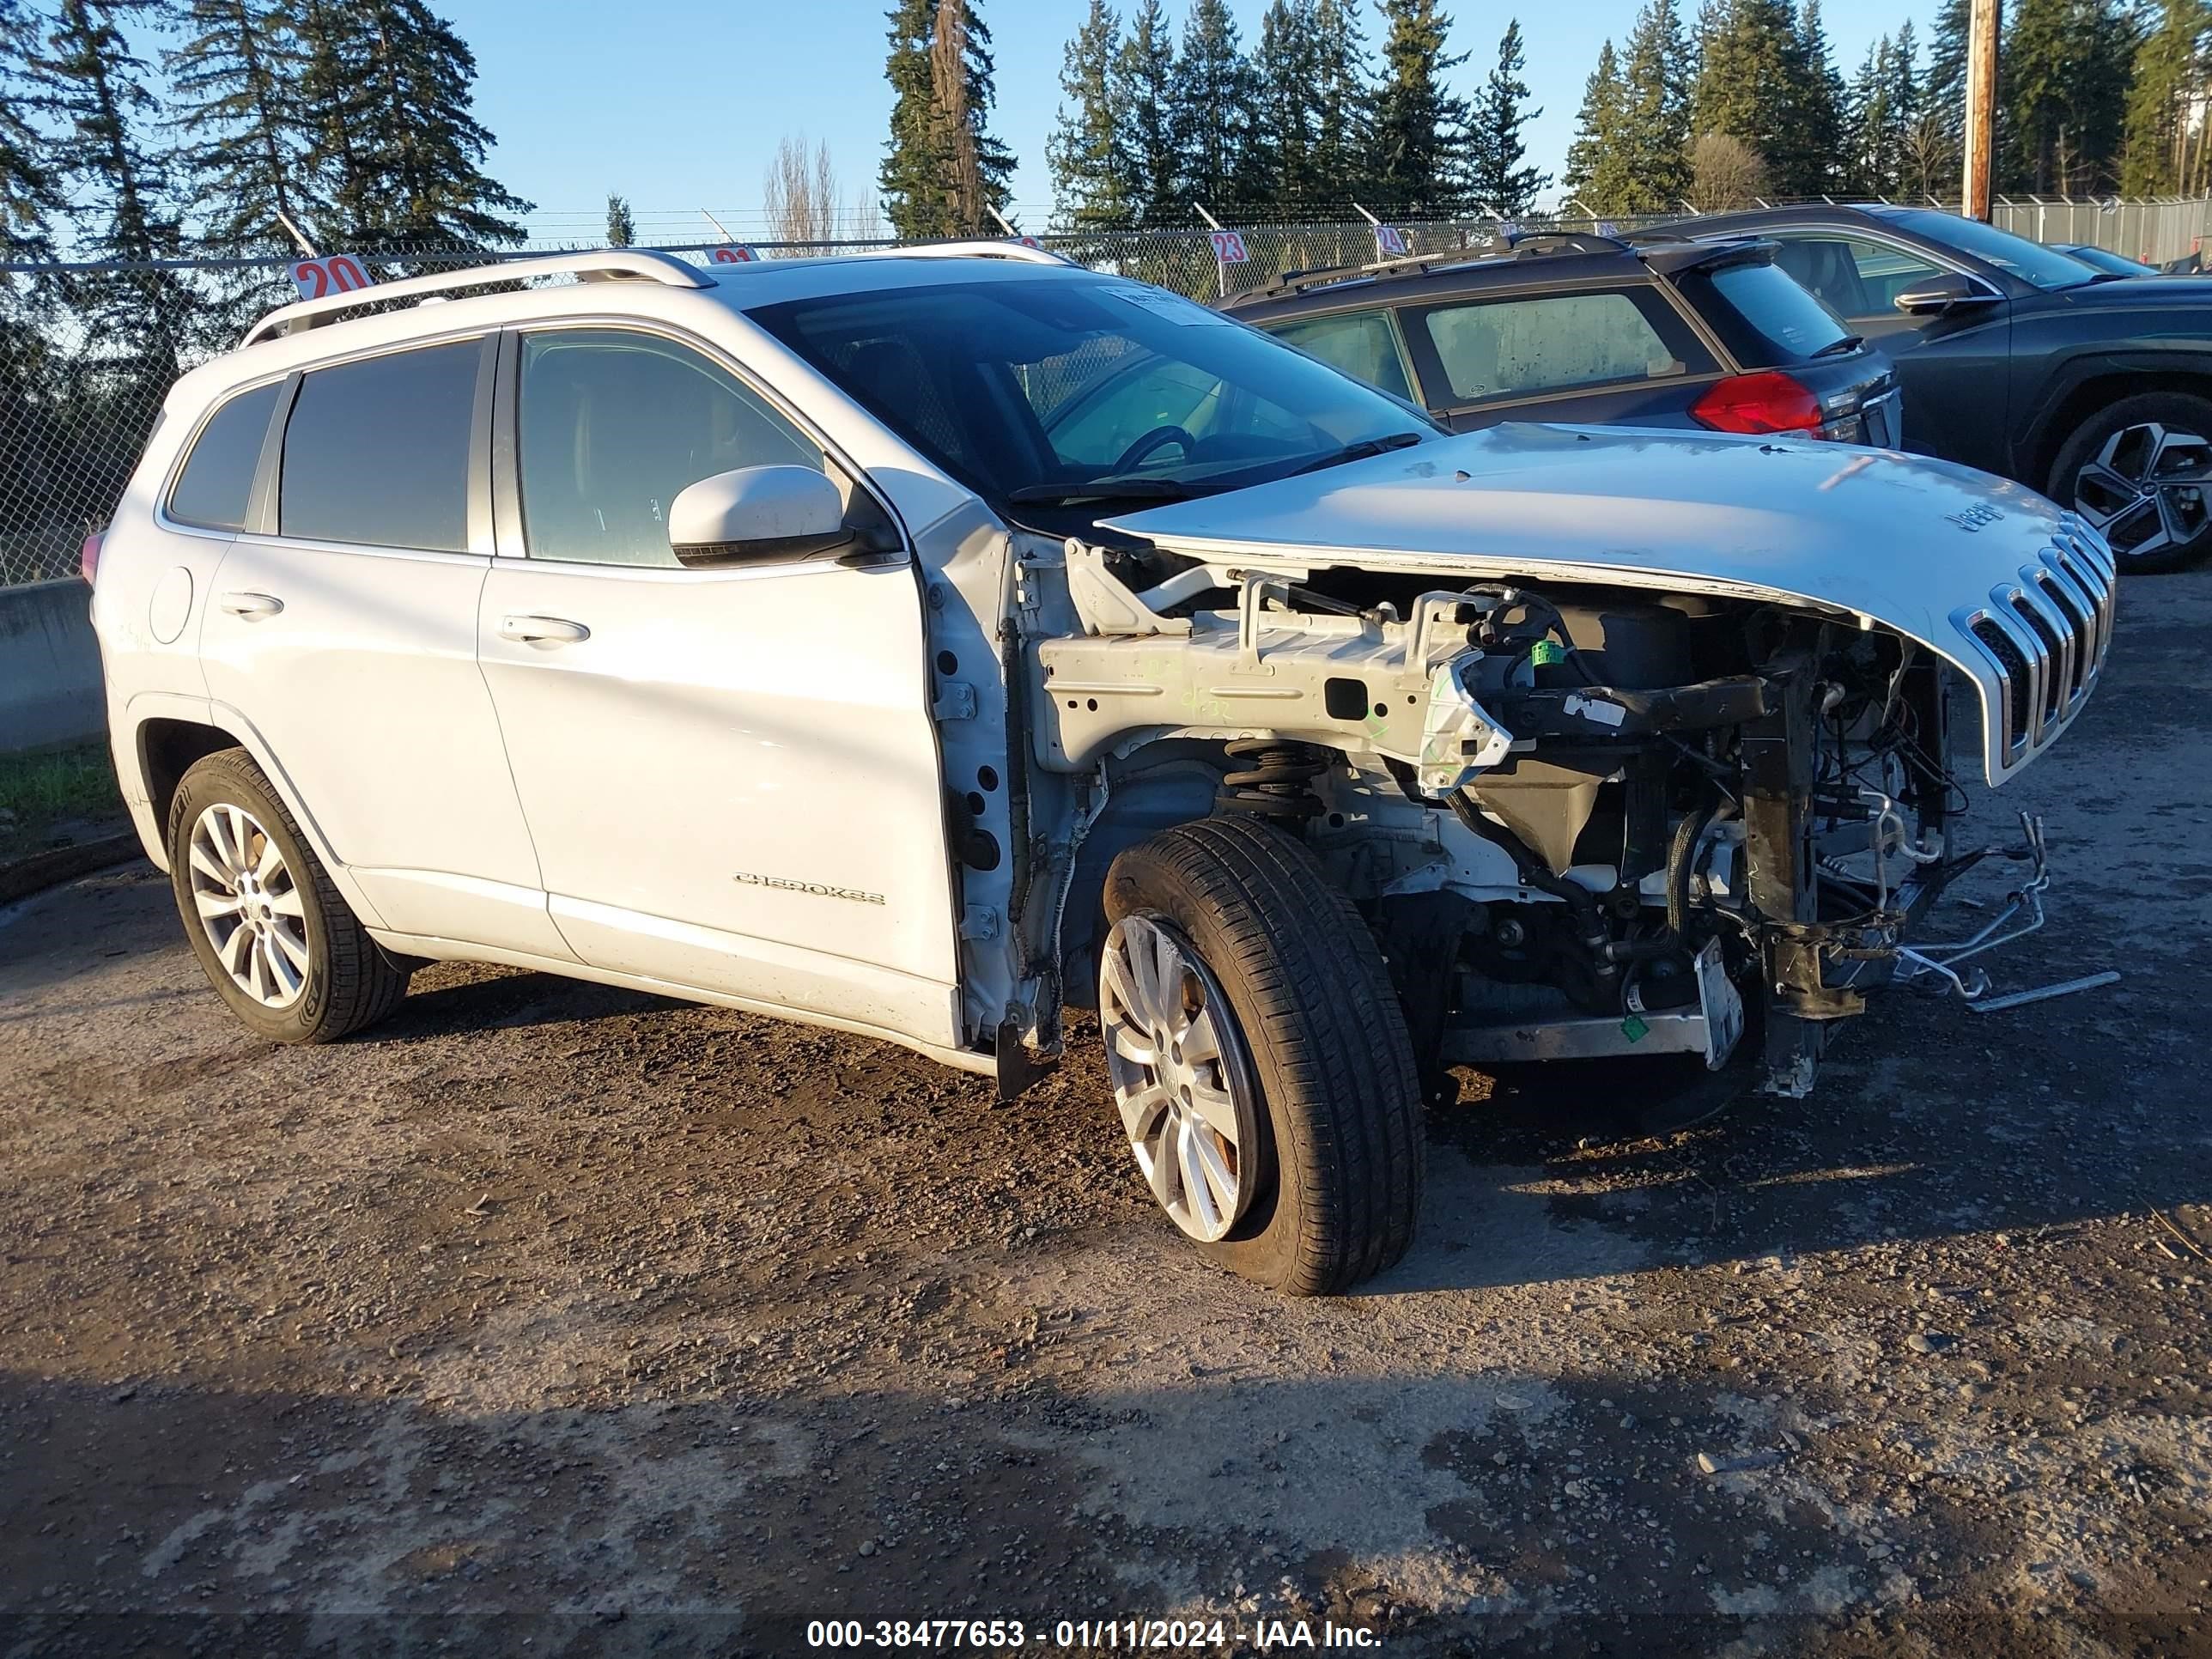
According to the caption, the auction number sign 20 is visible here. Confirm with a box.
[290,254,374,301]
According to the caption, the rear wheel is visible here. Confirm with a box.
[167,748,411,1043]
[1100,816,1424,1295]
[2050,392,2212,573]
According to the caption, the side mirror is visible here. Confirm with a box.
[668,465,855,568]
[1893,273,2003,315]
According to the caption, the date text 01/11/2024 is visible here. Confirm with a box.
[804,1619,1383,1649]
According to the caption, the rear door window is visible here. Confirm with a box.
[1677,260,1855,368]
[1264,310,1418,402]
[1410,287,1715,408]
[278,341,481,552]
[167,382,280,530]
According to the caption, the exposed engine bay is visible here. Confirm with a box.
[1018,532,2099,1098]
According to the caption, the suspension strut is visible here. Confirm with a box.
[1217,740,1330,822]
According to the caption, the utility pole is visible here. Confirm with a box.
[1962,0,2001,222]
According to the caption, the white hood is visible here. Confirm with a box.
[1105,424,2115,786]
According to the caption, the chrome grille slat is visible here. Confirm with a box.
[1953,522,2112,775]
[2013,579,2075,729]
[2055,542,2112,659]
[2033,560,2096,708]
[1989,592,2052,745]
[1962,611,2027,756]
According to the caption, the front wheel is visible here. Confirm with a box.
[2049,392,2212,573]
[167,748,412,1043]
[1099,816,1425,1295]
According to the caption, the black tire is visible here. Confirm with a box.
[2047,392,2212,574]
[166,747,411,1043]
[1102,816,1424,1295]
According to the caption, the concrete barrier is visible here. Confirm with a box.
[0,579,104,755]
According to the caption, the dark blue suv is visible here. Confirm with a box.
[1222,232,1902,449]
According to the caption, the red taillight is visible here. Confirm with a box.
[1691,370,1824,436]
[79,529,105,586]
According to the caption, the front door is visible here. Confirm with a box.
[475,325,963,1048]
[1765,230,2016,473]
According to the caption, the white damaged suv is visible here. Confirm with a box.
[91,245,2109,1293]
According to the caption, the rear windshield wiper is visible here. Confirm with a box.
[1283,429,1427,477]
[1006,477,1223,505]
[1808,333,1865,359]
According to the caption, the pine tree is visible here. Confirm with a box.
[1249,0,1323,206]
[1845,33,1897,196]
[880,0,1015,238]
[297,0,530,248]
[34,0,193,385]
[1372,0,1471,216]
[605,192,634,246]
[1048,0,1130,232]
[1794,0,1847,198]
[1465,20,1547,215]
[0,0,58,437]
[163,0,316,258]
[2002,0,2071,191]
[1563,39,1639,213]
[1112,0,1182,224]
[932,0,1015,234]
[1691,0,1815,198]
[0,0,58,265]
[880,0,938,237]
[1885,19,1925,196]
[1309,0,1374,201]
[2003,0,2136,195]
[1923,0,1969,184]
[1618,0,1693,211]
[1170,0,1255,208]
[294,0,368,236]
[2121,0,2208,195]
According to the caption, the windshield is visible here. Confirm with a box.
[1877,209,2102,290]
[750,276,1437,507]
[2059,243,2156,277]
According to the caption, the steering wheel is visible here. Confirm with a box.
[1112,424,1197,474]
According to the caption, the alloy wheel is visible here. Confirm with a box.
[2073,421,2212,561]
[1098,913,1261,1243]
[186,802,310,1009]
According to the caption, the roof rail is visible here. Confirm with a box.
[241,248,714,347]
[1234,246,1508,302]
[848,239,1076,267]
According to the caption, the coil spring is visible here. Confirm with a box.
[1217,740,1329,822]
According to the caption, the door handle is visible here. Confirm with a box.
[499,614,591,646]
[218,591,283,619]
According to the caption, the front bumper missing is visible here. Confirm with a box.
[1443,939,1746,1070]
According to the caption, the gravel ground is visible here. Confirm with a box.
[3,571,2209,1659]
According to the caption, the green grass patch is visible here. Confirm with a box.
[0,741,125,860]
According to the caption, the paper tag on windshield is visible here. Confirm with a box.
[1109,286,1232,326]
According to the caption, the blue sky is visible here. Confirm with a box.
[450,0,1946,241]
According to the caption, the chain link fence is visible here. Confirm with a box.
[1988,194,2212,264]
[5,196,2209,589]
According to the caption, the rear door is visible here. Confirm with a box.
[1400,283,1726,431]
[475,324,963,1048]
[196,334,568,958]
